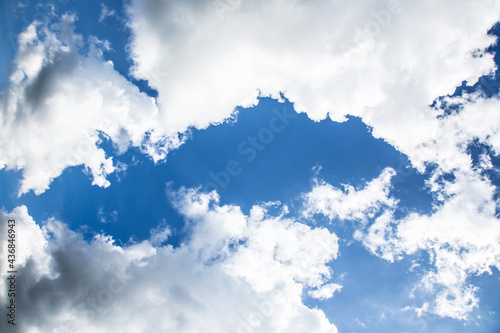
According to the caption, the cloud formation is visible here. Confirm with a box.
[1,1,500,325]
[127,0,499,170]
[360,171,500,320]
[2,0,500,197]
[0,187,339,332]
[303,167,500,320]
[0,15,181,195]
[302,167,396,222]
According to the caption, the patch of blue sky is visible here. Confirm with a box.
[468,268,500,331]
[0,0,21,88]
[315,239,500,333]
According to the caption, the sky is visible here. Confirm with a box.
[0,0,500,332]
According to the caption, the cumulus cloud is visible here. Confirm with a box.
[0,14,182,195]
[0,187,339,333]
[126,0,499,160]
[302,167,396,223]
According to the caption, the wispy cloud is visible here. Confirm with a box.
[99,3,116,23]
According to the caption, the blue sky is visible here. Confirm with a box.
[1,1,500,332]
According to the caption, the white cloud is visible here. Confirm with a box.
[308,283,343,300]
[0,187,340,332]
[148,220,171,246]
[302,166,500,320]
[302,167,396,223]
[0,15,183,195]
[403,302,429,318]
[99,3,116,23]
[395,173,500,319]
[403,94,500,174]
[353,170,500,320]
[126,0,498,153]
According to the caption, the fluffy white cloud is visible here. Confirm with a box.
[0,15,182,195]
[127,0,499,161]
[0,187,339,333]
[308,283,343,301]
[302,167,396,223]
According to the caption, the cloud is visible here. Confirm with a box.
[308,283,343,300]
[0,187,340,332]
[126,7,500,303]
[126,0,498,157]
[303,167,500,320]
[302,167,396,223]
[381,171,500,320]
[148,220,171,246]
[97,208,118,224]
[99,3,116,23]
[0,14,183,195]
